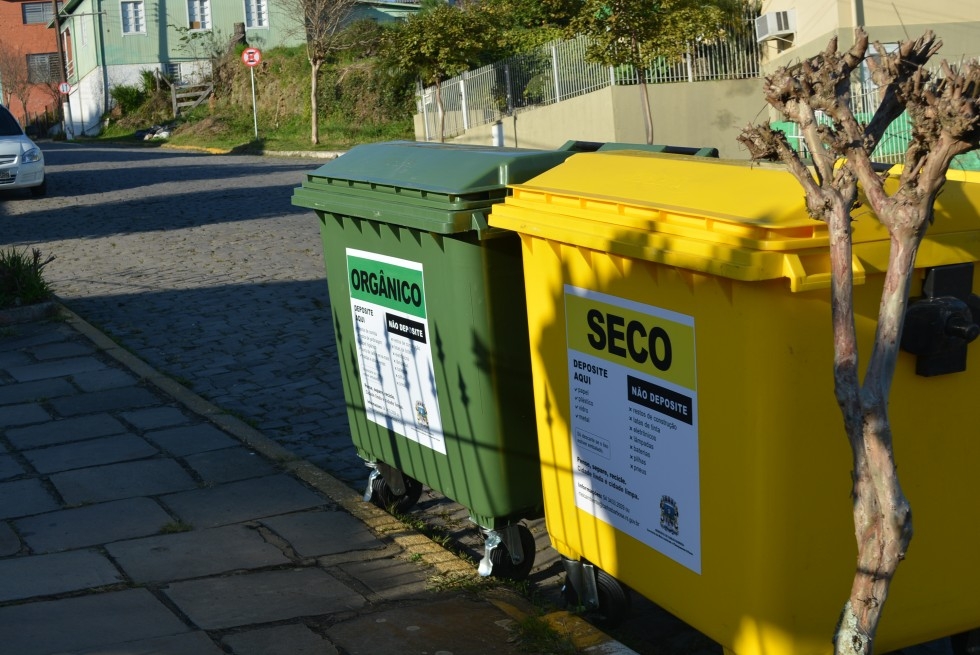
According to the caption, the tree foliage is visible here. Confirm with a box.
[561,0,738,143]
[381,2,502,141]
[383,2,499,89]
[569,0,731,66]
[281,0,361,144]
[740,29,980,655]
[477,0,579,51]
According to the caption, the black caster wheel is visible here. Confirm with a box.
[487,523,536,581]
[952,629,980,655]
[563,566,632,629]
[370,471,423,514]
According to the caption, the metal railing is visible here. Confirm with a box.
[418,9,763,141]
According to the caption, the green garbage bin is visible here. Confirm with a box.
[292,141,575,579]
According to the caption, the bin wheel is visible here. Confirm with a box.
[487,523,536,581]
[563,567,632,629]
[952,629,980,654]
[370,472,423,514]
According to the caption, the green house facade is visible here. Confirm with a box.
[58,0,418,135]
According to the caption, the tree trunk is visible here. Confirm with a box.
[309,58,321,145]
[832,228,917,655]
[639,73,653,145]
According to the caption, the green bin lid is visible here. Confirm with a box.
[292,141,574,234]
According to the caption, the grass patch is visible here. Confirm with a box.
[96,42,415,153]
[0,247,54,309]
[513,614,579,655]
[160,520,193,534]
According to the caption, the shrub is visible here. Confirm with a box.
[110,84,147,115]
[0,247,54,308]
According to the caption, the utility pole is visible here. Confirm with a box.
[50,0,74,138]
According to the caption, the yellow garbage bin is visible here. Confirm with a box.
[488,150,980,655]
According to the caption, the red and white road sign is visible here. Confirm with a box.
[241,47,262,67]
[58,82,71,94]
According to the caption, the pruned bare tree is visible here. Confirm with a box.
[739,28,980,655]
[281,0,360,144]
[0,42,33,123]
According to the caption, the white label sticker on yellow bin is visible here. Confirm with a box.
[564,286,701,573]
[346,249,446,455]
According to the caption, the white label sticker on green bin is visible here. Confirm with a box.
[564,286,701,573]
[346,249,446,455]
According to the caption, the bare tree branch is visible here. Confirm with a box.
[743,28,980,655]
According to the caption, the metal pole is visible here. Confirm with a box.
[419,80,431,142]
[460,77,469,131]
[50,0,73,138]
[250,66,258,139]
[551,44,561,102]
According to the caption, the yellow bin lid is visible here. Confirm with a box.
[488,151,980,291]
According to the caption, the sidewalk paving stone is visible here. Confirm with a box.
[73,367,139,393]
[5,413,128,449]
[336,556,431,601]
[15,497,174,553]
[261,510,385,558]
[120,406,192,430]
[106,524,291,583]
[71,631,225,655]
[161,474,326,528]
[48,386,161,416]
[32,341,95,361]
[0,403,51,428]
[4,356,107,383]
[222,624,339,655]
[0,478,59,519]
[145,423,239,455]
[0,522,21,556]
[326,596,524,655]
[183,446,278,484]
[0,588,190,655]
[0,378,76,405]
[0,453,25,480]
[23,434,159,474]
[163,567,367,630]
[50,457,198,504]
[0,549,124,602]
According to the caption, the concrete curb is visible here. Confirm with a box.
[56,303,639,654]
[0,301,58,326]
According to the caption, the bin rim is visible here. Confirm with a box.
[303,140,576,196]
[488,152,980,292]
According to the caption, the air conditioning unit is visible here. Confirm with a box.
[755,10,796,43]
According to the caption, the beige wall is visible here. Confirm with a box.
[431,77,765,160]
[759,0,980,70]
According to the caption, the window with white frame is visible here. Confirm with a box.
[121,0,146,34]
[187,0,211,29]
[244,0,268,29]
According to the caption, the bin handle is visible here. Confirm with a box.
[783,253,866,292]
[470,210,490,232]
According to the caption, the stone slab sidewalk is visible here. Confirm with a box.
[0,310,636,655]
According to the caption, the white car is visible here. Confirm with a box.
[0,104,46,197]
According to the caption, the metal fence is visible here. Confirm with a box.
[418,19,977,167]
[780,59,980,165]
[418,13,764,141]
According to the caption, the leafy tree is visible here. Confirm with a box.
[739,29,980,655]
[282,0,361,144]
[382,2,500,141]
[478,0,579,51]
[566,0,736,144]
